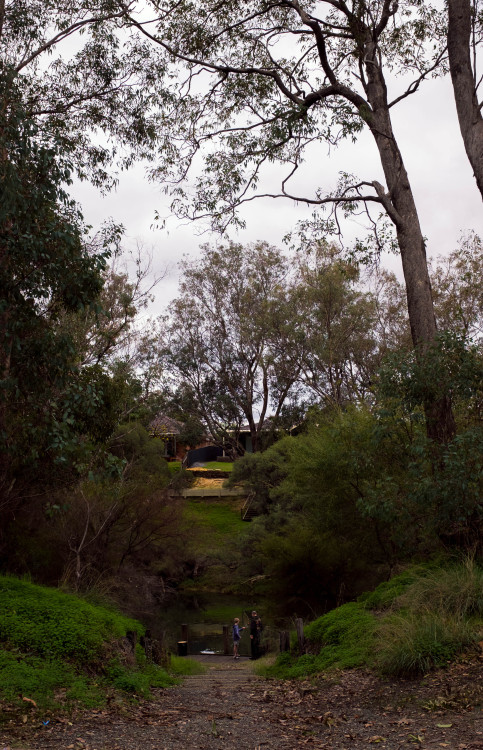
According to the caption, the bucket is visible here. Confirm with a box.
[177,640,188,656]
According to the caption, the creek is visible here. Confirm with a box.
[136,591,307,656]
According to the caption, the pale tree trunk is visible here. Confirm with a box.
[448,0,483,200]
[364,44,456,443]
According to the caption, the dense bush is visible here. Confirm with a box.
[0,577,177,711]
[0,577,143,662]
[0,650,106,710]
[358,568,422,610]
[260,561,483,680]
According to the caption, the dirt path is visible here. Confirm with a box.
[1,655,482,749]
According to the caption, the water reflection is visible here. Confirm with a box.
[142,592,285,656]
[128,590,318,656]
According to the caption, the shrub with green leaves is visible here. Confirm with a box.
[0,649,108,710]
[0,577,181,711]
[0,577,143,662]
[358,568,421,610]
[262,561,483,681]
[304,602,377,670]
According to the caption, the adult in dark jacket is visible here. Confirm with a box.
[249,610,262,660]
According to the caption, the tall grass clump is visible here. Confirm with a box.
[373,559,483,678]
[375,612,476,678]
[396,558,483,619]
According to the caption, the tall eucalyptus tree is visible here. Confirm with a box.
[163,242,301,453]
[124,0,453,441]
[0,0,165,184]
[448,0,483,201]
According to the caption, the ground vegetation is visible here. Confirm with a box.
[0,576,178,713]
[0,2,482,732]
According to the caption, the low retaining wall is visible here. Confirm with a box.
[182,488,246,498]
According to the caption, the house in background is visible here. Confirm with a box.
[236,417,302,453]
[149,414,187,461]
[149,412,214,463]
[149,413,303,464]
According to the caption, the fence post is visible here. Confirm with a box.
[177,623,189,656]
[143,628,153,662]
[295,618,305,654]
[223,625,230,655]
[279,630,290,652]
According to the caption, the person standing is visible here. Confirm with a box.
[249,610,262,660]
[232,617,245,660]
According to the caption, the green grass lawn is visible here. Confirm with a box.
[181,499,249,591]
[185,499,246,540]
[203,461,234,471]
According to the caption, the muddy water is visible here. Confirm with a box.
[140,592,294,656]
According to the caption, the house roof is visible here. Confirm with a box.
[149,413,185,436]
[238,418,275,433]
[238,417,300,434]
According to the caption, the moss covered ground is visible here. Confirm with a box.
[0,577,201,714]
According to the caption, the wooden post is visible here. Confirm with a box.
[181,623,189,643]
[159,631,170,669]
[143,629,153,662]
[223,625,230,655]
[126,630,137,653]
[279,630,290,652]
[295,618,305,655]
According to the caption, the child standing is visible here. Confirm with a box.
[232,617,245,659]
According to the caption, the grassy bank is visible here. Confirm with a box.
[255,559,483,680]
[181,497,250,592]
[0,577,202,715]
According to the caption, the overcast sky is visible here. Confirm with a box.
[72,71,483,321]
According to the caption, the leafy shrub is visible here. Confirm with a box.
[260,561,483,681]
[0,578,180,710]
[0,650,104,710]
[358,568,421,610]
[306,603,377,671]
[109,422,170,482]
[305,602,376,648]
[259,603,378,679]
[0,576,143,662]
